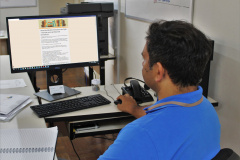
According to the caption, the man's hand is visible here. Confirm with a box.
[116,94,146,118]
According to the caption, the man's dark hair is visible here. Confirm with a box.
[146,20,212,87]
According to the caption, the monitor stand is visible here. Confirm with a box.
[34,69,80,102]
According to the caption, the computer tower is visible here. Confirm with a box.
[199,40,214,98]
[61,2,114,56]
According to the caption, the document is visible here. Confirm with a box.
[0,94,31,121]
[39,19,71,66]
[0,127,58,160]
[0,94,30,114]
[0,99,32,121]
[0,79,26,89]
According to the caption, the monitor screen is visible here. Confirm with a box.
[6,14,99,73]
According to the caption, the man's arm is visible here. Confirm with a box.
[116,94,147,118]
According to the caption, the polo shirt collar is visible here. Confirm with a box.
[144,86,203,114]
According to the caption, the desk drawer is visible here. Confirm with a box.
[69,115,135,140]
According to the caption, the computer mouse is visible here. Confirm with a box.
[114,99,122,105]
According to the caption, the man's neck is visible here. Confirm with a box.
[157,82,198,100]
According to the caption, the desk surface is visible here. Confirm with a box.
[0,55,58,159]
[0,55,46,129]
[43,84,134,122]
[41,83,218,123]
[0,55,218,125]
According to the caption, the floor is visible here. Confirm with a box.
[56,133,117,160]
[36,68,116,160]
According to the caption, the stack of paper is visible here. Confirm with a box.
[0,126,58,160]
[0,79,27,89]
[0,94,32,121]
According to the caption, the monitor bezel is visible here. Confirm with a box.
[6,14,100,74]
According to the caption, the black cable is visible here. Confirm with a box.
[111,84,121,95]
[104,85,115,101]
[124,77,145,87]
[93,135,115,141]
[62,68,68,73]
[124,77,150,90]
[65,122,80,160]
[69,138,81,160]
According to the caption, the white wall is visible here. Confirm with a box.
[194,0,240,153]
[116,0,240,154]
[0,1,39,30]
[0,0,77,30]
[39,0,75,15]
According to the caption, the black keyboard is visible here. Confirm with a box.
[30,94,111,118]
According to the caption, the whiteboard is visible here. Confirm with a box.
[125,0,193,23]
[0,0,37,8]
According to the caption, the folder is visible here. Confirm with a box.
[0,127,58,160]
[0,94,32,121]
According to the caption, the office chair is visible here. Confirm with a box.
[212,148,240,160]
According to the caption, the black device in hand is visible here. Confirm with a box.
[114,99,122,105]
[121,79,154,104]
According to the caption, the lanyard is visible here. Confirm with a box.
[146,96,203,111]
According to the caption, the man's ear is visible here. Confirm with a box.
[155,62,165,82]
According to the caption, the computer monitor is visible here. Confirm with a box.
[6,14,99,101]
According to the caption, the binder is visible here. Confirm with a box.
[0,127,58,160]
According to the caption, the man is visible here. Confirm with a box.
[98,20,221,160]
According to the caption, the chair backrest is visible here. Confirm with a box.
[212,148,240,160]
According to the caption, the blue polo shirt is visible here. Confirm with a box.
[98,87,221,160]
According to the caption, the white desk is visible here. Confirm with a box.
[0,55,58,159]
[41,84,146,139]
[43,85,130,121]
[41,84,218,139]
[0,55,47,129]
[42,84,218,122]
